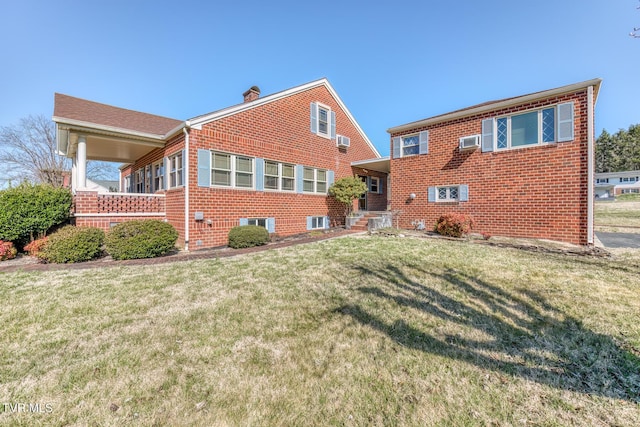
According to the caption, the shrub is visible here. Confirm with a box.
[228,225,270,249]
[328,176,368,216]
[0,183,72,248]
[0,240,17,261]
[434,213,475,238]
[105,220,178,260]
[39,226,104,263]
[24,237,49,257]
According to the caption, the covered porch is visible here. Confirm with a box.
[52,93,184,223]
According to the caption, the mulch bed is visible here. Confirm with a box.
[0,229,360,274]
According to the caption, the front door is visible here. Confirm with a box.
[359,176,367,211]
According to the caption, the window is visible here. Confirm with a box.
[621,177,639,183]
[236,156,253,188]
[437,186,459,202]
[145,165,152,193]
[264,161,295,191]
[596,178,609,184]
[211,151,253,189]
[428,184,468,203]
[248,218,267,228]
[496,107,560,150]
[402,135,420,156]
[212,152,231,186]
[303,167,328,193]
[311,216,325,229]
[123,175,131,193]
[135,168,145,193]
[370,177,379,193]
[169,152,183,188]
[392,131,428,158]
[153,161,164,191]
[310,102,335,139]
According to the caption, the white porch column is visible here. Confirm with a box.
[71,157,77,192]
[77,136,87,189]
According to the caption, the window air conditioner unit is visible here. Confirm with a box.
[459,135,480,151]
[337,135,351,148]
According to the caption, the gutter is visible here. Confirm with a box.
[587,85,595,246]
[183,123,191,251]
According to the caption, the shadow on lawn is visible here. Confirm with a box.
[335,264,640,402]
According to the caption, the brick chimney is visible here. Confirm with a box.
[243,86,260,103]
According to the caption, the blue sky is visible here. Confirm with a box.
[1,0,639,162]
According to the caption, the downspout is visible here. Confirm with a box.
[587,86,595,246]
[183,125,190,251]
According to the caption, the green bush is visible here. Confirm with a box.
[228,225,270,249]
[39,226,104,263]
[434,213,475,238]
[0,183,72,247]
[105,220,178,260]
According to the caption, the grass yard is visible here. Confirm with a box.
[595,200,640,233]
[1,236,639,426]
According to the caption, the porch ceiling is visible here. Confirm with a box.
[61,128,165,163]
[351,156,390,173]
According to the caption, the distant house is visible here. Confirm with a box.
[595,170,640,198]
[52,79,385,250]
[387,79,602,246]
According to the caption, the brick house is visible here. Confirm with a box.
[53,79,386,249]
[387,79,601,246]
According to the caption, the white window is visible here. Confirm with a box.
[622,189,640,194]
[311,102,335,139]
[169,152,183,188]
[303,167,328,193]
[370,177,380,193]
[402,135,420,156]
[123,175,131,193]
[153,161,164,190]
[135,168,145,193]
[437,186,459,202]
[211,151,254,189]
[621,177,639,183]
[495,106,560,150]
[596,178,609,184]
[264,161,296,191]
[248,218,267,228]
[145,165,152,193]
[311,216,325,229]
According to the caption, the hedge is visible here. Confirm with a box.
[228,225,270,249]
[39,226,104,263]
[105,220,178,260]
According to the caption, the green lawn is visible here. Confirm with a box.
[595,200,640,232]
[1,236,639,426]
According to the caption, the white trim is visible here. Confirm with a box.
[587,85,594,246]
[387,78,602,134]
[52,116,172,140]
[210,151,255,190]
[73,213,166,217]
[314,102,332,139]
[188,78,381,158]
[97,192,165,197]
[183,128,190,251]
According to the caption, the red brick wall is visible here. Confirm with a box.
[351,166,388,212]
[390,89,592,245]
[188,84,379,248]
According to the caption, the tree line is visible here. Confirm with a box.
[595,124,640,173]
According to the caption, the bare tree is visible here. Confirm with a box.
[0,114,69,186]
[0,114,118,188]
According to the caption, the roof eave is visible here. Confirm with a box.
[387,78,603,134]
[52,116,169,141]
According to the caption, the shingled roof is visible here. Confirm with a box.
[53,93,183,137]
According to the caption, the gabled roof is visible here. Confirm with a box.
[387,78,602,134]
[188,78,380,158]
[53,93,183,138]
